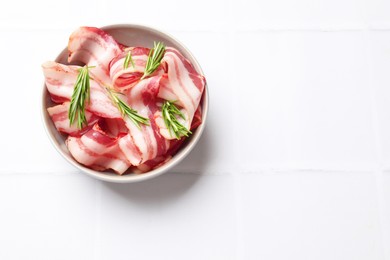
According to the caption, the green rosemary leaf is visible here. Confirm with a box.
[106,87,149,128]
[141,41,165,79]
[162,100,191,139]
[123,50,135,69]
[68,65,94,129]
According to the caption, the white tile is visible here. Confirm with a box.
[94,0,228,31]
[239,171,384,260]
[0,173,96,259]
[235,31,376,171]
[0,0,100,30]
[0,30,77,173]
[369,31,390,169]
[232,0,366,29]
[368,0,390,28]
[382,172,390,258]
[166,32,236,174]
[98,173,237,259]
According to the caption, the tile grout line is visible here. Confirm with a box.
[227,2,245,258]
[93,180,102,260]
[231,174,245,260]
[374,171,389,260]
[0,168,378,175]
[5,23,390,32]
[365,28,390,259]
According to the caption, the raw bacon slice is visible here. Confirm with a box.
[119,76,170,165]
[120,111,170,166]
[66,122,131,174]
[135,138,185,172]
[42,61,121,119]
[68,26,123,84]
[134,155,172,173]
[47,102,99,136]
[156,47,206,139]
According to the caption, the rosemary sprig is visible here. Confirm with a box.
[123,50,135,69]
[106,88,149,128]
[68,65,94,129]
[141,41,166,79]
[162,101,192,139]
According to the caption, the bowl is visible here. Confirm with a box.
[41,24,208,183]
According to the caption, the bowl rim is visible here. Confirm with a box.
[41,23,209,183]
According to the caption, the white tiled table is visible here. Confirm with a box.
[1,0,390,259]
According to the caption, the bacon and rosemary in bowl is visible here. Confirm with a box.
[42,25,207,180]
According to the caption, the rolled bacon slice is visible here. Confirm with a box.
[66,122,131,174]
[156,47,206,139]
[68,26,123,84]
[109,47,150,90]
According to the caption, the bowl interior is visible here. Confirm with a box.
[42,24,208,183]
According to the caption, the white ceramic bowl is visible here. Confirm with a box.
[42,24,208,183]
